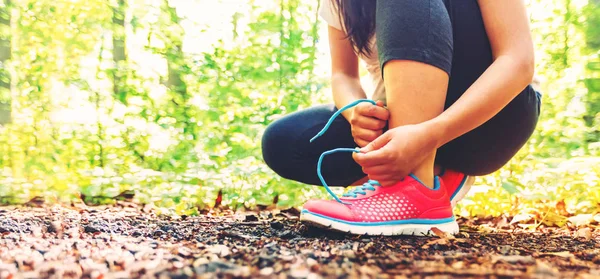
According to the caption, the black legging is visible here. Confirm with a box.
[262,0,541,186]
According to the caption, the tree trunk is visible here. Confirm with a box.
[160,0,195,171]
[0,0,11,124]
[112,0,126,100]
[584,0,600,144]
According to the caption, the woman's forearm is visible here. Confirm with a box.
[331,73,368,120]
[427,54,534,148]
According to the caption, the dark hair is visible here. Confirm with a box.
[331,0,376,56]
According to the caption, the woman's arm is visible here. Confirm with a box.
[426,0,535,148]
[329,26,390,147]
[328,26,368,120]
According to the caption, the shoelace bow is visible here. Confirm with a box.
[311,99,382,205]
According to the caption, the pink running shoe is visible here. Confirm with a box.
[301,174,459,236]
[440,169,475,207]
[301,99,458,236]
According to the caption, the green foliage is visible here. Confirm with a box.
[0,0,597,219]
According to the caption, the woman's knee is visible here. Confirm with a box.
[376,0,453,74]
[261,120,292,174]
[437,131,535,176]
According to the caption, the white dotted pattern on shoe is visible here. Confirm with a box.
[352,195,420,222]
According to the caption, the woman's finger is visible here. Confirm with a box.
[354,116,386,130]
[353,128,382,142]
[354,148,390,167]
[360,131,392,153]
[362,104,390,121]
[362,164,390,176]
[354,138,370,148]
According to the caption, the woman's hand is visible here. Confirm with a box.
[347,100,390,147]
[352,123,440,186]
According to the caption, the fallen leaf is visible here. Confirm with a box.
[422,238,449,249]
[24,196,45,207]
[491,255,535,264]
[431,227,455,239]
[568,214,595,227]
[214,190,223,208]
[539,251,574,258]
[511,213,534,224]
[541,212,568,227]
[576,227,593,240]
[556,200,569,216]
[115,190,135,201]
[280,207,301,217]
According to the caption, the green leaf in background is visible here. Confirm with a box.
[501,181,520,195]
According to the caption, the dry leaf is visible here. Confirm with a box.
[539,251,574,258]
[491,255,535,264]
[422,238,449,249]
[568,214,595,227]
[431,227,455,239]
[511,213,534,224]
[214,190,223,208]
[541,212,568,227]
[25,196,45,208]
[556,200,569,216]
[576,227,593,240]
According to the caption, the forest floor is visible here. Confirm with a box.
[0,203,599,279]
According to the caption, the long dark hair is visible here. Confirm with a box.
[331,0,376,56]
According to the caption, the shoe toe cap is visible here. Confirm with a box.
[302,199,356,222]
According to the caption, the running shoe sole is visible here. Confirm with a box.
[300,209,459,236]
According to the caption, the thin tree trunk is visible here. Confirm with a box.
[157,0,193,170]
[113,0,126,98]
[562,0,571,68]
[584,0,600,145]
[103,0,126,167]
[0,0,11,124]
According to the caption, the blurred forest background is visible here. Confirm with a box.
[0,0,598,222]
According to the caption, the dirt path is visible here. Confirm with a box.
[0,204,599,278]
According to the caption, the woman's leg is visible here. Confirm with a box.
[376,0,454,187]
[261,105,367,186]
[377,0,539,177]
[436,0,540,175]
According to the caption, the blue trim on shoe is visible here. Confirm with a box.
[409,174,442,191]
[301,209,455,226]
[450,174,469,201]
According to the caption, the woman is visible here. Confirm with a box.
[262,0,540,235]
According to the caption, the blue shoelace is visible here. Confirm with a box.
[311,99,383,204]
